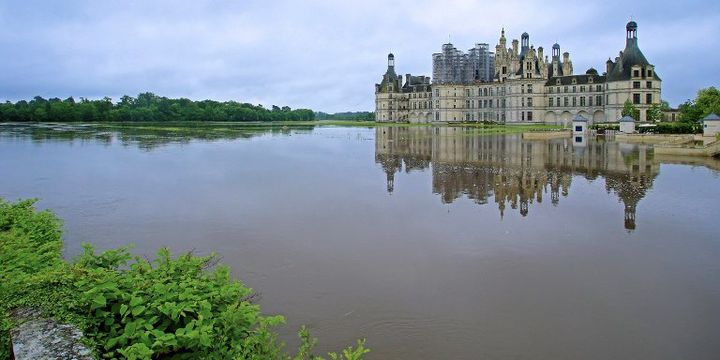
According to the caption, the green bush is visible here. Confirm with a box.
[590,123,620,131]
[653,122,701,134]
[0,198,368,360]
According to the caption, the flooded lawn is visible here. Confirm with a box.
[1,123,720,359]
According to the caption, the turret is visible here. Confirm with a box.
[626,20,638,43]
[520,32,529,57]
[388,53,395,69]
[512,39,519,56]
[551,43,560,77]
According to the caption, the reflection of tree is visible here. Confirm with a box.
[375,127,659,229]
[0,123,314,151]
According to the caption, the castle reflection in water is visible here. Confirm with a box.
[375,127,659,230]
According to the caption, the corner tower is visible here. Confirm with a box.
[605,20,662,122]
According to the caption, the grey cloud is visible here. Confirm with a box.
[0,0,718,112]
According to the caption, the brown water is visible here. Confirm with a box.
[1,123,720,359]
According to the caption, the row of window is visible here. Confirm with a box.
[443,99,509,110]
[633,81,653,89]
[632,68,653,78]
[412,101,430,109]
[633,93,653,105]
[548,96,604,107]
[549,84,604,94]
[435,87,508,98]
[554,77,596,86]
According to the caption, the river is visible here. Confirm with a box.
[1,123,720,359]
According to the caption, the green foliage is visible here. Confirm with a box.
[0,198,367,360]
[621,99,639,120]
[590,123,620,131]
[679,87,720,123]
[0,93,315,123]
[646,103,664,122]
[315,112,375,121]
[0,198,65,359]
[637,122,701,134]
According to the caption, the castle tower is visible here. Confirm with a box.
[374,53,403,122]
[495,28,509,80]
[562,52,573,75]
[626,20,638,43]
[605,20,662,122]
[520,32,530,58]
[550,43,561,77]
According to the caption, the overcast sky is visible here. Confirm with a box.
[1,0,718,112]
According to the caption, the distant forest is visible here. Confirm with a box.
[315,111,374,121]
[0,93,315,122]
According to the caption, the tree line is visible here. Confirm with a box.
[315,111,374,121]
[678,87,720,122]
[0,93,315,122]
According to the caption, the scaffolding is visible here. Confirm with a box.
[432,43,495,84]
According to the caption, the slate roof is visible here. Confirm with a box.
[703,113,720,121]
[545,74,606,86]
[606,38,661,82]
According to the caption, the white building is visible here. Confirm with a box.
[375,21,662,125]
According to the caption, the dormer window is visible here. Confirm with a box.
[588,76,594,83]
[571,78,577,85]
[647,70,653,77]
[633,69,640,77]
[556,79,561,85]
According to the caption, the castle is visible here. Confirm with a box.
[375,21,661,124]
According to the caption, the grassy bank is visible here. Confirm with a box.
[0,198,368,360]
[88,120,564,132]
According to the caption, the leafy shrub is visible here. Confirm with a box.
[590,123,620,131]
[0,198,368,359]
[653,122,701,134]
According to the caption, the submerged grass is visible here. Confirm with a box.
[0,198,369,360]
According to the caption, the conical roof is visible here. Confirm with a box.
[607,22,660,82]
[703,113,720,121]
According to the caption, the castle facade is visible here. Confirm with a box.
[375,21,661,124]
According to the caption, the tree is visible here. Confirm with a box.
[621,99,639,121]
[0,94,317,123]
[679,87,720,123]
[646,103,663,122]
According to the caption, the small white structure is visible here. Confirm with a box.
[572,114,589,134]
[702,113,720,137]
[619,115,636,133]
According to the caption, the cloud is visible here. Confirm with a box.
[0,0,718,111]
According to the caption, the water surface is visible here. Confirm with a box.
[1,123,720,359]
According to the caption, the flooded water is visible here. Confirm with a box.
[2,123,720,359]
